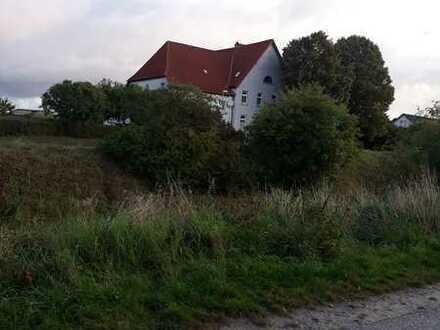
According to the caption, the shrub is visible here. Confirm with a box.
[100,85,244,191]
[402,121,440,172]
[246,85,358,187]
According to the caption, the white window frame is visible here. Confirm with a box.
[241,90,248,105]
[240,114,247,128]
[256,93,263,107]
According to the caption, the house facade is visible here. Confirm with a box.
[392,113,432,128]
[127,39,282,129]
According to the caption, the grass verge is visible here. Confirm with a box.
[1,174,440,329]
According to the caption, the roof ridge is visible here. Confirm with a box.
[166,39,274,53]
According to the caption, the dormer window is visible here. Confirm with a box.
[263,76,273,84]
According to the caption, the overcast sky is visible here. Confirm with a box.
[1,0,439,118]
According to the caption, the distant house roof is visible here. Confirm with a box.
[127,39,279,95]
[392,113,434,124]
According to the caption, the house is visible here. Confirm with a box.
[127,39,282,129]
[392,113,433,128]
[11,109,44,117]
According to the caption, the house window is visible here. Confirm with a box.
[160,82,166,88]
[264,76,273,84]
[240,114,246,128]
[145,83,150,89]
[272,94,277,101]
[241,90,248,105]
[256,93,263,107]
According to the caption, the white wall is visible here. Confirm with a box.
[232,45,282,130]
[130,77,168,90]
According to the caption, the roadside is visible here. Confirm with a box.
[221,284,440,330]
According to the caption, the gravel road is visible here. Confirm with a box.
[220,284,440,330]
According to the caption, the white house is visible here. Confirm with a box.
[127,39,282,130]
[392,113,432,128]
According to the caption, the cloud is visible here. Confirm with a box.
[1,0,440,117]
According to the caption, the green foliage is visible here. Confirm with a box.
[97,79,149,122]
[418,100,440,119]
[246,85,358,187]
[42,80,107,124]
[100,85,244,191]
[0,97,15,115]
[336,36,395,149]
[282,31,353,104]
[399,121,440,172]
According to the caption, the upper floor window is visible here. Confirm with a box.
[241,90,248,105]
[256,93,263,107]
[272,94,277,101]
[263,76,273,84]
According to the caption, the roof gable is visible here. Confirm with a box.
[128,39,276,94]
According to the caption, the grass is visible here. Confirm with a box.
[2,172,440,329]
[0,137,142,223]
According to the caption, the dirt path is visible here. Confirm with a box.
[220,284,440,329]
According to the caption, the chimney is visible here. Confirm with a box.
[235,42,243,47]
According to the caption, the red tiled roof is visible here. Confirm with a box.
[128,39,277,95]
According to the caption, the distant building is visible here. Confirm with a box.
[12,108,44,117]
[392,113,433,128]
[127,39,282,130]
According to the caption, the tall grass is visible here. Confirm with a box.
[1,172,440,328]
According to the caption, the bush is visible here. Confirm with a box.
[246,85,358,187]
[402,121,440,172]
[100,85,244,191]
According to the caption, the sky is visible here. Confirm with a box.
[1,0,439,118]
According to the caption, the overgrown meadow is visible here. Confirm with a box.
[1,141,440,329]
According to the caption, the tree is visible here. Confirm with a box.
[100,85,243,190]
[418,100,440,119]
[282,31,353,104]
[335,36,395,149]
[42,80,107,124]
[246,85,358,187]
[0,97,15,115]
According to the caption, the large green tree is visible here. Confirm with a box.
[246,85,358,187]
[282,31,353,104]
[42,80,107,124]
[336,36,395,148]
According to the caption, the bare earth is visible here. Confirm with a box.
[220,284,440,330]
